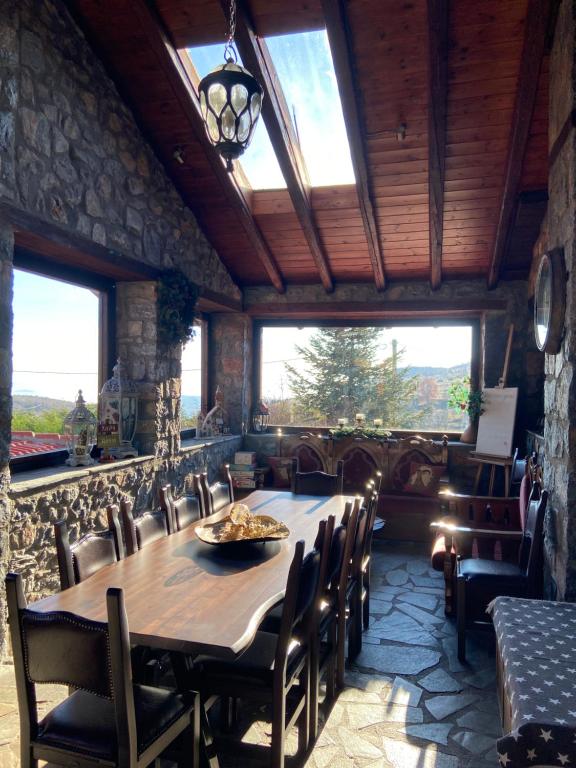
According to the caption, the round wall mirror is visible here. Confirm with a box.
[534,248,566,354]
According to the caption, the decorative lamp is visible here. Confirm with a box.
[197,0,263,172]
[99,359,139,459]
[252,401,270,433]
[63,390,97,467]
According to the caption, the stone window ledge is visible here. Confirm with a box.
[180,434,241,454]
[9,454,156,496]
[9,435,241,496]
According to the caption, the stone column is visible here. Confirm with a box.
[210,313,253,434]
[116,281,181,458]
[543,0,576,599]
[0,0,18,199]
[0,223,14,656]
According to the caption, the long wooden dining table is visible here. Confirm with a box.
[32,490,351,660]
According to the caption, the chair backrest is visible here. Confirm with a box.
[6,573,136,761]
[326,523,347,590]
[159,485,176,534]
[55,506,124,591]
[275,540,321,675]
[191,474,208,518]
[351,505,368,578]
[173,494,202,530]
[291,457,344,496]
[209,480,233,514]
[198,472,212,516]
[120,499,168,556]
[519,487,547,591]
[363,490,379,567]
[335,499,361,602]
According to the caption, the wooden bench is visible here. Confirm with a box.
[490,595,576,768]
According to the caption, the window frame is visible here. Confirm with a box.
[10,249,115,471]
[180,314,209,438]
[253,317,481,434]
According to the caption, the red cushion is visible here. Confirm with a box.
[431,535,456,571]
[403,462,446,497]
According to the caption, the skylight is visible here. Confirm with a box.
[187,44,286,190]
[265,30,355,187]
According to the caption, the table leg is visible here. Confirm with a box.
[504,465,510,497]
[201,705,220,768]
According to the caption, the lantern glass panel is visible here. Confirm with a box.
[231,83,248,114]
[206,111,219,142]
[250,92,261,121]
[200,90,207,118]
[221,105,236,139]
[238,112,251,141]
[208,82,227,115]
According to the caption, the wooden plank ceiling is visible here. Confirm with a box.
[69,0,550,292]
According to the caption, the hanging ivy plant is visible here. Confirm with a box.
[157,269,200,346]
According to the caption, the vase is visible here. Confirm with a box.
[459,419,478,444]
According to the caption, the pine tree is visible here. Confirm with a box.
[285,328,424,426]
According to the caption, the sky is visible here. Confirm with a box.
[189,29,354,188]
[260,326,472,400]
[12,270,100,403]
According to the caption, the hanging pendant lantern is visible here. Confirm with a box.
[198,0,263,172]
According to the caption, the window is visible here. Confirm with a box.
[11,269,100,454]
[265,30,355,186]
[181,322,204,430]
[259,324,474,432]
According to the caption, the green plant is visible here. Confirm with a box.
[328,426,392,440]
[448,377,484,420]
[157,269,200,346]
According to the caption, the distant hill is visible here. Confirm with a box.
[12,395,76,412]
[406,363,469,379]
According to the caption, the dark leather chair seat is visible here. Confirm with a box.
[37,685,190,759]
[458,558,523,580]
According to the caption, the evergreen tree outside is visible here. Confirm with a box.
[285,327,426,427]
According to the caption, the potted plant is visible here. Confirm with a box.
[448,377,484,443]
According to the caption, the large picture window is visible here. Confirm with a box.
[259,324,474,432]
[11,269,101,435]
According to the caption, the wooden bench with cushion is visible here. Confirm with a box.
[490,595,576,768]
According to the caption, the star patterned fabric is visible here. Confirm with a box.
[491,596,576,768]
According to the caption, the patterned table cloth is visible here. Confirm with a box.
[491,596,576,767]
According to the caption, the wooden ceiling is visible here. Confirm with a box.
[69,0,553,292]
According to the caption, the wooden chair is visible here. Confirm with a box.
[159,484,177,533]
[431,459,538,615]
[6,572,200,768]
[361,489,380,631]
[54,505,124,590]
[291,457,344,496]
[191,474,209,518]
[160,484,202,531]
[191,539,321,768]
[120,499,169,556]
[452,487,548,660]
[209,466,234,514]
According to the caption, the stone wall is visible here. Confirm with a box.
[0,0,239,300]
[210,314,253,434]
[8,436,240,604]
[541,0,576,600]
[245,279,544,445]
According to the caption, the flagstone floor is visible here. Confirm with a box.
[0,540,502,768]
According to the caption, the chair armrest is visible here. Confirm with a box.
[430,521,522,540]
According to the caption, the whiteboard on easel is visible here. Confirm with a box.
[475,388,518,458]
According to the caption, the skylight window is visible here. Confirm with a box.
[187,44,286,190]
[265,30,355,187]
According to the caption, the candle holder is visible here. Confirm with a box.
[355,413,365,426]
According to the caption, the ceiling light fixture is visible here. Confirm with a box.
[197,0,263,172]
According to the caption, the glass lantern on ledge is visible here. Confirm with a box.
[63,390,97,467]
[252,401,270,433]
[98,359,139,459]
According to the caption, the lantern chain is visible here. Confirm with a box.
[223,0,237,62]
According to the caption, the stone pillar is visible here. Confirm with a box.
[543,0,576,599]
[116,281,181,458]
[210,313,252,434]
[0,0,18,199]
[0,223,13,656]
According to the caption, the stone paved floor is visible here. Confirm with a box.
[0,540,501,767]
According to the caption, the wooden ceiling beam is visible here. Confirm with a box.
[229,1,334,292]
[427,0,448,290]
[321,0,386,291]
[131,0,286,294]
[487,0,552,289]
